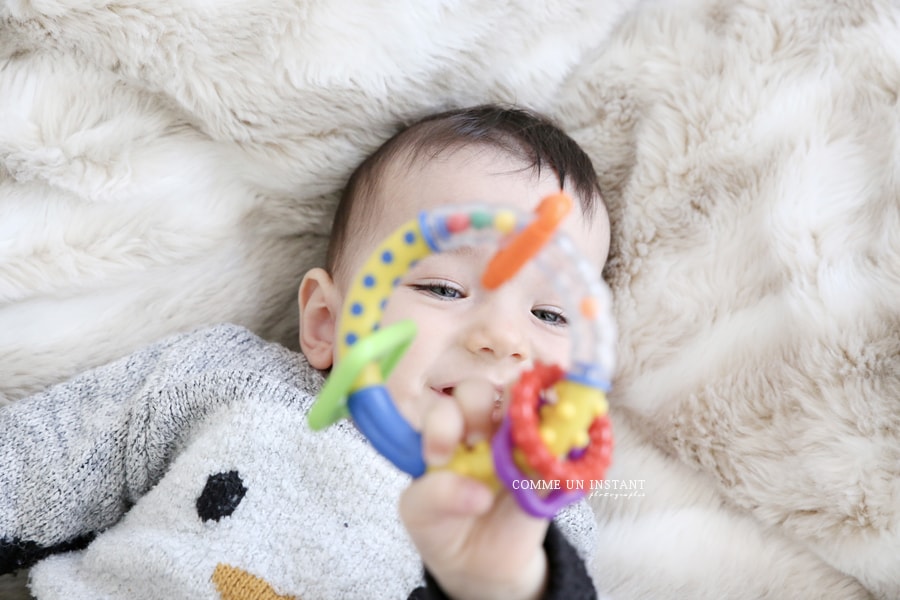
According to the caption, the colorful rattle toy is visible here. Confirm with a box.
[308,192,616,518]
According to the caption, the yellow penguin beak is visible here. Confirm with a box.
[212,563,299,600]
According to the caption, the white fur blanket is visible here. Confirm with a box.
[1,0,898,598]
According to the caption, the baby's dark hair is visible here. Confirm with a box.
[326,104,603,274]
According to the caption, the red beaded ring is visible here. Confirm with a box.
[508,363,613,487]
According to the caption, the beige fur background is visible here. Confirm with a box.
[1,0,898,598]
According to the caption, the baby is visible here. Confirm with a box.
[299,105,610,598]
[0,105,610,600]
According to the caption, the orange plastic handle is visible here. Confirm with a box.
[481,192,573,290]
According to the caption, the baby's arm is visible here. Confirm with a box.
[0,342,167,573]
[399,387,597,600]
[0,324,261,574]
[409,523,596,600]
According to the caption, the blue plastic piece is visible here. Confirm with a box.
[566,361,610,391]
[347,386,426,477]
[418,211,440,252]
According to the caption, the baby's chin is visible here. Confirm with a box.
[382,387,433,430]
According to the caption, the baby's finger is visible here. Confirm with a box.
[400,470,494,529]
[421,396,464,467]
[452,379,500,444]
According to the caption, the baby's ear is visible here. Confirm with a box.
[298,268,341,369]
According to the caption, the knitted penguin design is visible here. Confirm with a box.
[0,325,597,600]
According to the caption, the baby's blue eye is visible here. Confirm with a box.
[532,308,567,326]
[412,283,465,300]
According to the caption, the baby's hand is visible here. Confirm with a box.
[398,380,549,600]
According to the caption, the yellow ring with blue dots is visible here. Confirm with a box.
[337,215,433,360]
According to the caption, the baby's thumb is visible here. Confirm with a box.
[421,397,464,467]
[400,470,494,530]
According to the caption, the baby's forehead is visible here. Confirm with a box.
[334,146,609,283]
[371,146,552,216]
[338,210,607,296]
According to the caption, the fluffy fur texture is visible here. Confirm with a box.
[559,2,900,597]
[1,0,898,598]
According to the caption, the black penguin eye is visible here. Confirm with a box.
[196,471,247,522]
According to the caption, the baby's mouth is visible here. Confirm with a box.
[433,385,504,405]
[426,386,455,403]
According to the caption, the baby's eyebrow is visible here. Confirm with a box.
[415,245,486,266]
[442,245,483,259]
[403,246,470,273]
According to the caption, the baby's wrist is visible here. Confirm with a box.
[510,550,549,600]
[429,549,548,600]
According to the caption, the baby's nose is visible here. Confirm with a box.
[463,310,530,362]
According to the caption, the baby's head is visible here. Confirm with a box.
[300,105,610,425]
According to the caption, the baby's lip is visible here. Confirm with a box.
[431,382,506,401]
[431,385,455,397]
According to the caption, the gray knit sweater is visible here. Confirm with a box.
[0,324,596,599]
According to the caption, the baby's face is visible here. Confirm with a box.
[337,146,610,427]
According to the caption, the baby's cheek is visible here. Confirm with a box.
[385,369,425,430]
[535,334,572,369]
[397,395,424,430]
